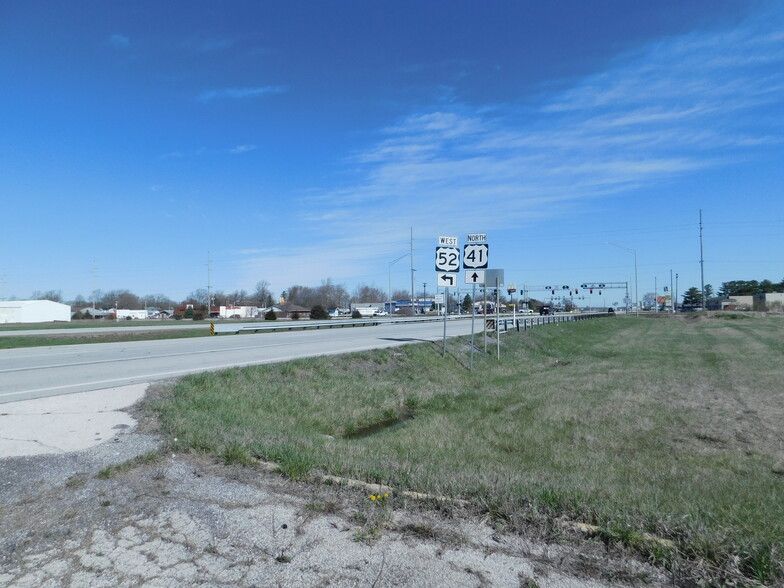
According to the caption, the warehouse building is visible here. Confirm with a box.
[0,300,72,324]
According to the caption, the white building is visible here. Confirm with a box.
[116,309,148,320]
[0,300,72,324]
[218,305,259,319]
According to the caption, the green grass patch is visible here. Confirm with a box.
[145,314,784,585]
[0,329,209,349]
[97,451,162,478]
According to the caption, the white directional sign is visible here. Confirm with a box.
[466,233,487,244]
[463,243,489,269]
[465,269,485,285]
[438,272,458,288]
[435,246,460,272]
[438,235,458,246]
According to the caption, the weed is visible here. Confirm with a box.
[98,451,161,478]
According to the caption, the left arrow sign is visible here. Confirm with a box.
[438,273,457,287]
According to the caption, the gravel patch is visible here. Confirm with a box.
[0,426,668,587]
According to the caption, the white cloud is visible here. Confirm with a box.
[230,145,258,154]
[197,86,288,102]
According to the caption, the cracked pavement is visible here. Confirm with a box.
[0,387,669,587]
[1,449,670,587]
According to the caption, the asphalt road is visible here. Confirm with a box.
[0,318,479,404]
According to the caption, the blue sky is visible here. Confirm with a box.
[1,1,782,307]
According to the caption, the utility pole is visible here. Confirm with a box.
[207,251,212,314]
[675,273,679,312]
[410,228,415,316]
[91,262,98,309]
[654,276,658,313]
[699,210,706,309]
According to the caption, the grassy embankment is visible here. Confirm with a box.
[146,314,784,586]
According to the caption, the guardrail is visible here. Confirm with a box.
[211,311,612,335]
[211,319,384,334]
[494,312,612,332]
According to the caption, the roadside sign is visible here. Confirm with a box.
[434,294,445,304]
[463,243,489,269]
[438,235,458,246]
[437,272,458,287]
[466,233,487,243]
[465,269,485,284]
[435,247,460,272]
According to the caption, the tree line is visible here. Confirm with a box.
[26,279,419,310]
[678,277,783,308]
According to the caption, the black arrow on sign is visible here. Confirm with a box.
[441,275,455,286]
[471,272,479,282]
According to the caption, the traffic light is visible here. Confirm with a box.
[575,288,579,294]
[590,288,593,294]
[599,290,602,295]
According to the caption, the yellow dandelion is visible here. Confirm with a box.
[370,495,376,501]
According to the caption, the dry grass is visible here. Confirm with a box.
[146,313,784,586]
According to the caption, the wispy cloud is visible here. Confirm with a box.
[109,34,130,49]
[230,145,258,154]
[241,6,784,290]
[197,86,288,102]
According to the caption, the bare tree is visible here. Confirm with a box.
[352,284,386,303]
[253,280,274,307]
[186,289,208,306]
[100,289,141,309]
[143,293,176,310]
[317,279,349,308]
[226,290,250,304]
[32,290,63,302]
[285,285,319,307]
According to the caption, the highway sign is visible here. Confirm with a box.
[466,233,487,244]
[438,235,458,246]
[435,247,460,272]
[438,272,458,288]
[463,243,489,269]
[465,269,485,285]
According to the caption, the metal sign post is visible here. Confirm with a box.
[464,233,488,368]
[435,237,458,358]
[470,282,476,371]
[441,289,448,356]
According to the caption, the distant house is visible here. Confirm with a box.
[0,300,71,324]
[277,303,311,319]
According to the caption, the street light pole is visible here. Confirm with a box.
[606,242,639,316]
[388,253,409,316]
